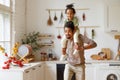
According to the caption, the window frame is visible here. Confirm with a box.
[0,0,13,55]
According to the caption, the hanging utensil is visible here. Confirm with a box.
[54,12,57,21]
[47,10,53,26]
[57,28,61,39]
[82,13,86,21]
[59,11,64,23]
[92,29,95,39]
[84,27,87,37]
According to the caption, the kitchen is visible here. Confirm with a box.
[0,0,120,80]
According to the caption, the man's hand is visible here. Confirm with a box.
[73,43,84,56]
[74,43,79,50]
[74,43,84,51]
[60,54,67,61]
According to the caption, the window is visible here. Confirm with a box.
[0,0,10,7]
[0,0,12,56]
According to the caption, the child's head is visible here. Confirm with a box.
[65,3,76,20]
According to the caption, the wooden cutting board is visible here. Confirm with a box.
[114,35,120,39]
[101,48,111,60]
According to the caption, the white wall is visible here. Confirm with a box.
[25,0,119,60]
[13,0,26,43]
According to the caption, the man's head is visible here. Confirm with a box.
[64,21,75,39]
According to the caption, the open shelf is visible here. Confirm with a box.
[56,26,99,29]
[39,34,54,39]
[38,34,54,48]
[46,8,89,11]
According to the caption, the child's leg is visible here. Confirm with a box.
[73,30,80,55]
[61,35,68,51]
[74,29,79,43]
[60,35,68,61]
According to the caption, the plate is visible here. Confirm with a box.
[18,44,32,58]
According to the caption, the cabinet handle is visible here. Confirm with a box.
[32,68,36,70]
[25,71,29,73]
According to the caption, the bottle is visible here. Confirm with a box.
[40,52,44,61]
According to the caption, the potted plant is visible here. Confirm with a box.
[21,31,40,52]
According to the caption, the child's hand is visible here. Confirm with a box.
[74,43,79,50]
[74,43,84,51]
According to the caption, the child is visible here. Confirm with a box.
[60,4,80,61]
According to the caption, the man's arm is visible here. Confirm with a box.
[83,35,97,50]
[84,42,97,50]
[60,48,67,61]
[74,35,97,51]
[62,48,66,55]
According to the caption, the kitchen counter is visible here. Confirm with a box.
[85,60,120,64]
[0,60,67,71]
[44,60,68,64]
[0,62,45,80]
[2,60,119,71]
[39,60,120,64]
[0,62,43,71]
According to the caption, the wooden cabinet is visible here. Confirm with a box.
[0,67,34,80]
[105,0,120,33]
[23,63,45,80]
[35,64,44,80]
[85,64,95,80]
[0,70,23,80]
[23,68,33,80]
[0,63,43,80]
[0,61,67,80]
[44,63,56,80]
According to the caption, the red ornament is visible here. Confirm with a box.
[57,34,61,39]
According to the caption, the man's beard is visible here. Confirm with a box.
[66,36,71,39]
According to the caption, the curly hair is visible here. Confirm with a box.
[65,3,76,14]
[64,21,75,32]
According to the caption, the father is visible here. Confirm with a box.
[62,21,97,80]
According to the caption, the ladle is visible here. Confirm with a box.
[47,10,53,26]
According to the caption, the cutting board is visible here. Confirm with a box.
[101,48,111,60]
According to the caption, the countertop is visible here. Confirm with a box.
[44,60,68,64]
[85,60,120,64]
[0,61,67,71]
[1,60,120,71]
[0,62,43,71]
